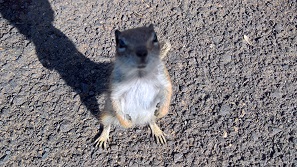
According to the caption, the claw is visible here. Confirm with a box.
[150,122,167,145]
[155,132,166,144]
[154,132,166,145]
[95,125,111,149]
[95,136,109,149]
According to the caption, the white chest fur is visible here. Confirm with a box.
[112,77,162,125]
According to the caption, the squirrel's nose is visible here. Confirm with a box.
[136,49,148,58]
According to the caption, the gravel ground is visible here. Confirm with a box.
[0,0,296,166]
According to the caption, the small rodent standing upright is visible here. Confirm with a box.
[95,24,172,149]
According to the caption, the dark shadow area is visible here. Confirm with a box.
[0,0,111,117]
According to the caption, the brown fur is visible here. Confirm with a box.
[155,67,172,119]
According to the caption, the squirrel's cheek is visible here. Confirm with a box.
[118,47,126,52]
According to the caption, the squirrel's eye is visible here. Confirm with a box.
[118,39,127,48]
[153,33,158,43]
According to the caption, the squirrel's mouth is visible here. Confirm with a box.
[137,58,148,69]
[137,64,146,69]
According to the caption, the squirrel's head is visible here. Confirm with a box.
[114,24,160,70]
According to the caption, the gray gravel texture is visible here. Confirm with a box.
[1,0,296,166]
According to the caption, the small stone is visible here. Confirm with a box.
[5,150,11,155]
[222,54,232,64]
[174,153,183,162]
[42,152,49,159]
[60,122,72,133]
[13,95,26,106]
[219,104,231,116]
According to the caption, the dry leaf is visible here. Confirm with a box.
[223,130,228,138]
[244,35,253,46]
[239,109,246,118]
[234,127,239,133]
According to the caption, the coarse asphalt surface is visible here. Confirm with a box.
[0,0,296,166]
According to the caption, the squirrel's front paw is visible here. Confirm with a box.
[154,109,167,119]
[116,114,133,128]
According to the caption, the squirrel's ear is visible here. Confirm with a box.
[115,30,121,38]
[148,24,154,30]
[115,30,121,44]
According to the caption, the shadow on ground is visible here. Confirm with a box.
[0,0,111,117]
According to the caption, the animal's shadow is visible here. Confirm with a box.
[1,0,111,117]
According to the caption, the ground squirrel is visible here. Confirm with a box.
[95,24,172,149]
